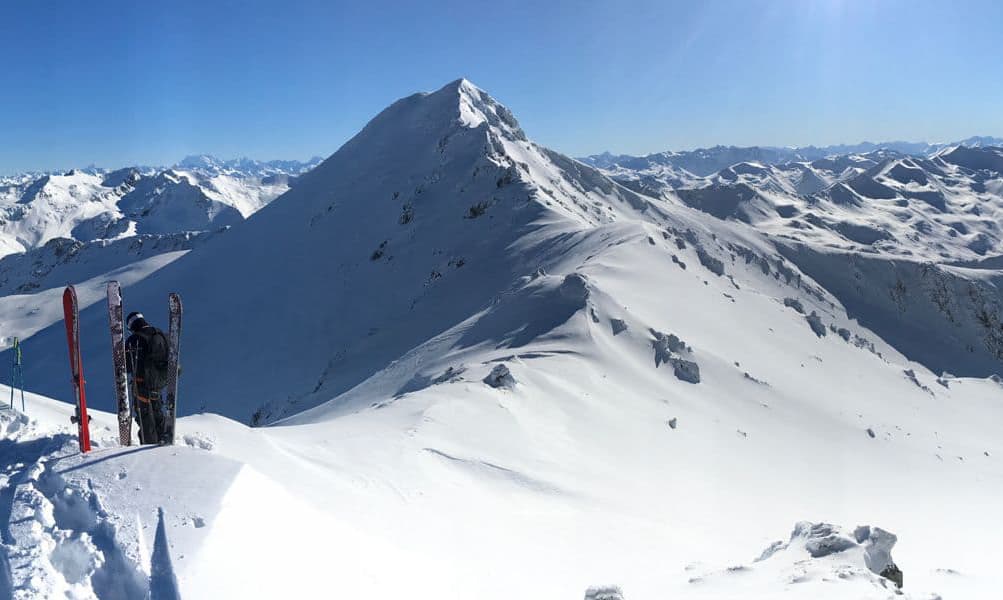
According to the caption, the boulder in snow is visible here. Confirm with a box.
[805,311,827,337]
[793,521,858,557]
[483,364,516,390]
[855,525,903,588]
[783,297,805,314]
[610,318,628,336]
[786,521,902,587]
[559,272,591,303]
[651,330,701,383]
[584,585,624,600]
[696,247,725,276]
[670,358,701,384]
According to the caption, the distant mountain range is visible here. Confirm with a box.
[173,154,325,177]
[580,136,1003,177]
[0,155,323,181]
[0,155,324,304]
[0,155,323,256]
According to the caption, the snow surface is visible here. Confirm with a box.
[1,80,1001,598]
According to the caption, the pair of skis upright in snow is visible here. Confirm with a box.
[107,282,183,446]
[61,283,182,452]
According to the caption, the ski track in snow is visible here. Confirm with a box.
[0,406,202,599]
[0,418,149,599]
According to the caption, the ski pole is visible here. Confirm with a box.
[14,337,24,412]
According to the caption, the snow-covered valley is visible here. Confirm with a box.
[1,80,1001,599]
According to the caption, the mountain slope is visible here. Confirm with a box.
[17,79,657,422]
[590,144,1003,378]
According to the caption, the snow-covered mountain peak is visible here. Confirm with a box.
[177,154,225,171]
[452,78,527,141]
[936,144,1003,172]
[345,78,528,162]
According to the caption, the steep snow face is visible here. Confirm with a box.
[17,79,664,423]
[777,246,1003,377]
[118,171,243,234]
[193,172,294,217]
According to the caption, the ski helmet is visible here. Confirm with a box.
[126,312,146,331]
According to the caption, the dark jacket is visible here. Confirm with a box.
[127,321,168,443]
[126,326,150,372]
[126,324,160,396]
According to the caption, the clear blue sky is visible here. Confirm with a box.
[2,0,1002,173]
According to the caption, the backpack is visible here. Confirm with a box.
[138,328,171,391]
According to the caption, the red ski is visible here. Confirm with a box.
[62,285,92,453]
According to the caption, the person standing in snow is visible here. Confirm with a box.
[125,311,170,444]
